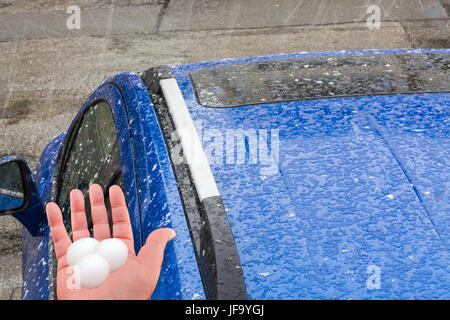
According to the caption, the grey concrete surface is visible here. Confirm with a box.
[0,0,448,300]
[0,0,165,13]
[160,0,448,31]
[0,216,22,300]
[0,4,163,41]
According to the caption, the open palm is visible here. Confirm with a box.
[46,184,175,300]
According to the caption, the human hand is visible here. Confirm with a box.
[45,184,175,300]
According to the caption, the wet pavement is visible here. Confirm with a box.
[0,0,448,299]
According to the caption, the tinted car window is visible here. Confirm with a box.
[190,53,450,107]
[57,101,123,234]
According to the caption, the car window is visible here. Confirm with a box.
[57,101,123,234]
[189,53,450,107]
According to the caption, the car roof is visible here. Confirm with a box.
[144,49,450,299]
[161,49,450,299]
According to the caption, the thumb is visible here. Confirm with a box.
[137,228,176,275]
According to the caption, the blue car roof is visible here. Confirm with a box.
[167,49,450,299]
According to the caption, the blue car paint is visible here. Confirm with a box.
[170,49,450,299]
[21,73,204,299]
[0,194,23,210]
[0,154,44,235]
[363,94,450,248]
[22,131,66,300]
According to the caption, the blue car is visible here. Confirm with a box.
[0,49,449,300]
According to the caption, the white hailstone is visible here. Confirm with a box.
[75,254,110,289]
[66,237,128,289]
[94,238,128,272]
[67,238,100,266]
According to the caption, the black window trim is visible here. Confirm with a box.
[53,98,117,205]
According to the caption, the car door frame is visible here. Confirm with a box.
[22,72,205,300]
[45,81,142,300]
[111,72,206,299]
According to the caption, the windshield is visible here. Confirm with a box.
[189,53,450,108]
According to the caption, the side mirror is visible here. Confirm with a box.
[0,160,25,212]
[0,156,43,235]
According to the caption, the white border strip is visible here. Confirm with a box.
[160,78,220,201]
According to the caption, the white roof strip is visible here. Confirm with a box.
[160,78,220,201]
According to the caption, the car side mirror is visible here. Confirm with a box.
[0,159,25,212]
[0,156,44,235]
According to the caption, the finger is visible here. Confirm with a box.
[89,184,111,241]
[46,202,72,262]
[137,228,176,278]
[109,185,134,253]
[70,189,90,241]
